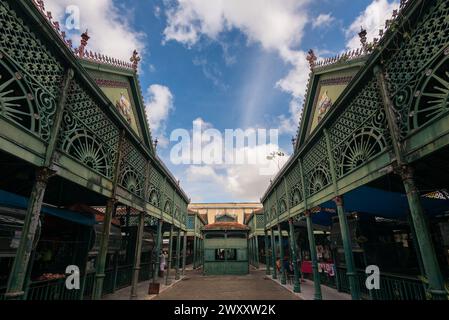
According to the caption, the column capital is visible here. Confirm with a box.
[333,195,344,206]
[107,197,118,206]
[397,164,414,181]
[35,167,56,183]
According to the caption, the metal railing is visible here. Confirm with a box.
[25,278,78,300]
[139,262,152,282]
[336,267,427,300]
[116,264,133,290]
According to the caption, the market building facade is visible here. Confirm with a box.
[0,0,190,300]
[261,0,449,300]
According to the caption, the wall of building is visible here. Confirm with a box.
[188,203,262,225]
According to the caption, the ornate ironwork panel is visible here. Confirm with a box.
[285,162,303,208]
[187,215,194,230]
[0,1,64,97]
[386,0,449,136]
[256,214,265,229]
[149,166,164,208]
[119,138,146,198]
[0,51,57,142]
[302,137,331,196]
[59,81,119,179]
[327,79,390,178]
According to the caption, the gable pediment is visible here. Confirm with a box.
[80,62,154,152]
[296,63,363,149]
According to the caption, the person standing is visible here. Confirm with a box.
[159,250,166,277]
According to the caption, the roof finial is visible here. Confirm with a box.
[77,30,90,58]
[358,27,368,52]
[306,49,317,69]
[130,50,141,71]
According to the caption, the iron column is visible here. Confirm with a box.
[334,196,360,300]
[270,229,277,279]
[130,211,145,298]
[5,69,74,300]
[288,219,301,293]
[375,65,447,300]
[5,168,54,299]
[153,219,163,283]
[264,230,271,275]
[255,236,260,268]
[166,224,174,285]
[305,211,322,300]
[92,129,125,299]
[175,228,182,280]
[182,231,187,276]
[401,167,447,299]
[278,224,286,285]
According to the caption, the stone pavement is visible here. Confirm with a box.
[257,264,350,300]
[268,274,351,300]
[103,268,187,300]
[153,268,300,300]
[103,265,349,300]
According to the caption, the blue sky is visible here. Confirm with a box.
[46,0,400,202]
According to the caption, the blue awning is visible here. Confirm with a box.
[0,189,95,226]
[309,186,449,227]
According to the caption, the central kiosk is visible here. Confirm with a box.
[202,214,249,275]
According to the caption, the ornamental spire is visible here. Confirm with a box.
[358,27,368,53]
[306,49,317,69]
[77,30,90,58]
[130,50,141,71]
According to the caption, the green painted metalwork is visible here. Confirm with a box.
[203,231,249,275]
[5,168,52,299]
[165,224,174,285]
[264,230,271,275]
[152,219,163,283]
[0,0,190,223]
[262,0,449,226]
[288,219,301,293]
[175,229,182,280]
[130,212,145,298]
[375,62,448,300]
[401,167,447,299]
[259,1,449,301]
[270,229,277,279]
[278,224,286,285]
[92,129,125,300]
[254,236,260,268]
[0,1,63,99]
[334,196,360,300]
[305,213,322,300]
[182,231,187,275]
[5,68,73,300]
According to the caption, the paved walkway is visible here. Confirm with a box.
[153,269,300,300]
[104,265,350,300]
[268,274,351,300]
[103,268,188,300]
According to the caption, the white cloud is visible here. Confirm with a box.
[162,0,312,134]
[184,143,288,201]
[170,117,289,201]
[44,0,146,61]
[346,0,399,50]
[278,99,302,135]
[145,85,174,148]
[312,13,335,29]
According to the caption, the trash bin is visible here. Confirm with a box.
[148,282,160,295]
